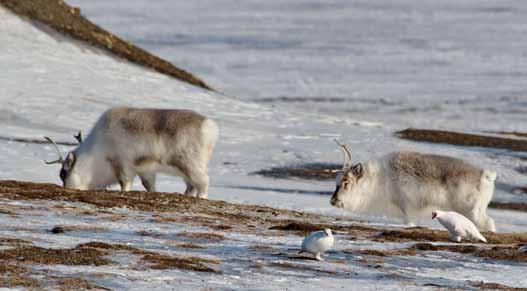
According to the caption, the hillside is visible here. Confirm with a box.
[0,0,212,90]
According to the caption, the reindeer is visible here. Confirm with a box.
[330,141,496,232]
[45,107,219,198]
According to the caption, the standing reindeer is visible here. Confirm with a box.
[45,107,219,198]
[330,141,496,232]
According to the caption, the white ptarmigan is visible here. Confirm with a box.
[299,229,335,261]
[432,210,487,243]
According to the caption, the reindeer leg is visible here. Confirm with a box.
[184,180,197,197]
[139,172,156,192]
[107,157,134,192]
[186,169,209,199]
[118,177,133,192]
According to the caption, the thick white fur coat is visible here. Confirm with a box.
[333,152,496,231]
[64,107,218,198]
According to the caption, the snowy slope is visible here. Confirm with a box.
[2,2,526,222]
[66,0,527,201]
[67,0,527,130]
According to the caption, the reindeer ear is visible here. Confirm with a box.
[352,163,364,179]
[74,131,83,144]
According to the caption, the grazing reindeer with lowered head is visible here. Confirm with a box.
[330,141,496,232]
[45,107,219,198]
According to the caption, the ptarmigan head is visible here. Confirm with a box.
[432,210,443,220]
[323,228,332,236]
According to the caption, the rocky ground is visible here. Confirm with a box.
[0,180,526,289]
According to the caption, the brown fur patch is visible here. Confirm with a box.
[107,108,206,137]
[134,155,160,167]
[388,152,483,186]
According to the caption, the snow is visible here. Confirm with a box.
[1,1,527,289]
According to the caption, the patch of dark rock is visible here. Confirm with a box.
[511,187,527,195]
[135,230,164,238]
[251,163,341,180]
[176,243,206,249]
[51,226,65,234]
[396,128,527,152]
[515,166,527,175]
[489,202,527,212]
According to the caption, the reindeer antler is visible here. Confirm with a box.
[334,139,352,170]
[43,136,64,165]
[74,131,83,144]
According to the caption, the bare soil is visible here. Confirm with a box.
[1,180,526,246]
[0,180,527,288]
[0,0,212,91]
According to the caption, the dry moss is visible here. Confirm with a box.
[55,277,110,290]
[142,253,220,273]
[471,281,527,290]
[379,229,450,242]
[475,246,527,263]
[0,237,32,246]
[379,228,527,244]
[0,275,40,288]
[269,221,376,236]
[177,231,226,243]
[0,263,26,274]
[490,202,527,212]
[346,248,417,257]
[410,243,527,263]
[0,245,112,266]
[78,241,220,272]
[396,128,527,152]
[0,0,212,90]
[252,163,340,180]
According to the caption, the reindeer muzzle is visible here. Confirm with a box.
[330,187,344,208]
